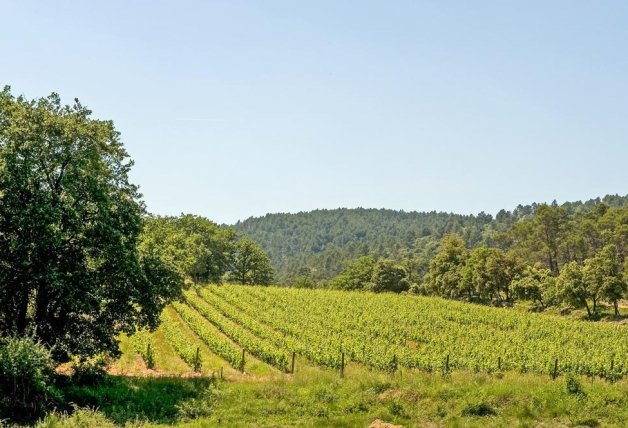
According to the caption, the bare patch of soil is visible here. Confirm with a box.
[368,420,404,428]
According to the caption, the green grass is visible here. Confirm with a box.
[33,285,628,427]
[38,365,628,427]
[150,327,191,374]
[56,376,214,426]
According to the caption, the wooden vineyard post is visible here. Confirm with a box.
[444,354,450,374]
[498,356,501,371]
[552,358,559,379]
[291,352,296,374]
[241,349,246,373]
[146,343,155,369]
[610,357,614,372]
[220,366,224,380]
[390,354,398,374]
[193,347,201,372]
[340,352,345,378]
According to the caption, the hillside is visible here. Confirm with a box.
[233,194,628,284]
[56,284,627,427]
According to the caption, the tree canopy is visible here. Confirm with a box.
[234,196,628,286]
[0,88,181,360]
[139,214,236,284]
[228,237,274,285]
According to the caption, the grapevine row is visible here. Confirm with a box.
[172,301,243,369]
[160,308,201,369]
[211,285,627,378]
[184,291,290,372]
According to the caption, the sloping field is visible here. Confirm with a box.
[140,285,627,380]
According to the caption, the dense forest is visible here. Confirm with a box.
[234,195,628,285]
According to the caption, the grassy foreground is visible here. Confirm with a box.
[36,363,627,427]
[30,285,628,427]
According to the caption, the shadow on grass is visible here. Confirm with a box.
[60,375,215,425]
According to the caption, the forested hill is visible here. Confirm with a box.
[233,194,628,284]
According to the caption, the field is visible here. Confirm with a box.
[48,285,628,427]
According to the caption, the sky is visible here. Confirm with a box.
[2,1,627,224]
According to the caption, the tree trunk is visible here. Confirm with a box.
[584,301,592,319]
[591,296,597,315]
[16,288,30,334]
[613,301,619,318]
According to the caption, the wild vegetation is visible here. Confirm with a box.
[139,215,274,286]
[235,198,628,287]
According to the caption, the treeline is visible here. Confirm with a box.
[139,214,274,286]
[234,196,628,285]
[326,203,628,319]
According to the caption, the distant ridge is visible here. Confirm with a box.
[233,194,628,284]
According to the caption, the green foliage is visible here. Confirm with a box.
[160,308,204,371]
[330,257,411,293]
[329,255,376,290]
[171,301,243,369]
[201,285,627,378]
[365,260,410,293]
[0,336,60,422]
[423,234,468,299]
[565,373,585,397]
[139,214,236,284]
[326,201,627,318]
[583,244,627,317]
[234,196,628,285]
[37,367,628,427]
[185,290,289,371]
[61,376,214,425]
[511,264,556,309]
[0,88,181,361]
[36,408,118,428]
[130,328,155,369]
[459,247,521,304]
[461,401,496,417]
[70,355,108,386]
[557,262,594,318]
[228,237,274,285]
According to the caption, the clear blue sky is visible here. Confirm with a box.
[3,1,627,224]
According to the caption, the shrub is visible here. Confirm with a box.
[565,373,585,397]
[70,355,108,386]
[35,408,117,428]
[462,401,496,417]
[0,336,61,422]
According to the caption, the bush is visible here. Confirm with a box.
[70,355,108,386]
[462,401,497,417]
[0,336,61,422]
[565,373,585,397]
[35,408,117,428]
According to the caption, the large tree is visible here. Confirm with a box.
[0,88,180,361]
[423,234,468,299]
[329,255,376,291]
[228,238,274,285]
[139,214,236,284]
[511,203,570,275]
[583,245,626,317]
[365,259,410,293]
[557,262,595,318]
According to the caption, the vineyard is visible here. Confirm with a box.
[131,285,627,381]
